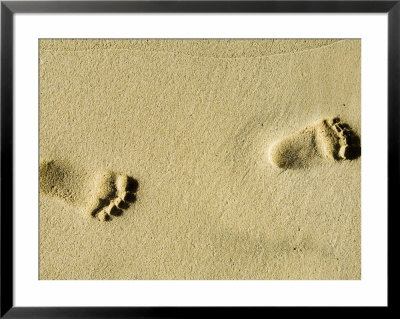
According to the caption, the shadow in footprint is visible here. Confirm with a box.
[126,177,139,193]
[339,125,361,160]
[115,189,137,210]
[109,207,124,217]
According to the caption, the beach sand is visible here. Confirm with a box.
[39,39,360,280]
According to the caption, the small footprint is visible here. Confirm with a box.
[268,117,361,169]
[39,160,138,221]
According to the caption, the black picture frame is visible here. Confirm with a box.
[1,0,395,317]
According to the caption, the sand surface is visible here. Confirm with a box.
[39,39,360,280]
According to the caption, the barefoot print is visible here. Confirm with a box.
[268,117,361,169]
[39,160,138,221]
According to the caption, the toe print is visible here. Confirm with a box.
[315,117,361,161]
[91,174,138,221]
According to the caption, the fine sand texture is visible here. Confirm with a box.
[39,39,361,280]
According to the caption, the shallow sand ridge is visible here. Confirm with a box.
[39,39,361,280]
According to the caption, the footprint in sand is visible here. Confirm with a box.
[268,117,361,169]
[39,160,138,221]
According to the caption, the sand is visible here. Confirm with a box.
[39,39,361,280]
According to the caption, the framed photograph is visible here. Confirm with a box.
[1,0,395,316]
